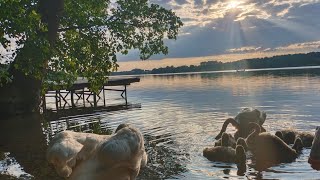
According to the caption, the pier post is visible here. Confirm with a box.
[55,90,59,111]
[70,90,75,108]
[124,85,127,106]
[93,92,97,107]
[42,95,46,112]
[82,88,85,107]
[103,86,106,106]
[42,77,139,113]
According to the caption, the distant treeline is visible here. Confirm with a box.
[113,52,320,75]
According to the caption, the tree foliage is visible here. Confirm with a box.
[0,0,183,91]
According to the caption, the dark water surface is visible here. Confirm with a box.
[1,69,320,179]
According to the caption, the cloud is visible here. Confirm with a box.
[225,40,320,54]
[150,0,320,28]
[227,46,264,53]
[275,41,320,51]
[117,1,320,62]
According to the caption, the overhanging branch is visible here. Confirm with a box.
[56,22,143,33]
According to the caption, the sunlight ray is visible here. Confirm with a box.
[264,18,319,40]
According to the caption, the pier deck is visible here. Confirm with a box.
[42,77,140,112]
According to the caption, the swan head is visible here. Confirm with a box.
[235,145,246,176]
[275,131,283,140]
[115,123,130,133]
[221,133,230,147]
[236,138,248,151]
[315,126,320,140]
[248,122,261,133]
[215,118,239,140]
[258,110,267,125]
[292,137,303,153]
[276,130,296,144]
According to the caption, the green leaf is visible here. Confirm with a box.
[0,0,183,91]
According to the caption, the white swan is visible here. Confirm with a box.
[47,124,147,179]
[46,130,109,178]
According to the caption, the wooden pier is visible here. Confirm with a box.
[42,77,140,113]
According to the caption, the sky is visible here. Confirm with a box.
[117,0,320,71]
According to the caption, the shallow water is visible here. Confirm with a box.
[1,69,320,179]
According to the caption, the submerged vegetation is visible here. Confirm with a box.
[138,134,189,180]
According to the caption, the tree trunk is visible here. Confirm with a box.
[0,67,42,117]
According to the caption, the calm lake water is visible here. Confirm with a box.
[1,68,320,179]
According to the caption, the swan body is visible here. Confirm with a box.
[203,146,236,163]
[204,132,247,175]
[297,132,314,147]
[275,129,314,147]
[46,131,84,177]
[47,131,110,178]
[204,133,235,163]
[309,126,320,170]
[204,133,246,164]
[245,123,302,169]
[47,124,147,180]
[234,107,266,126]
[275,129,296,145]
[214,133,236,148]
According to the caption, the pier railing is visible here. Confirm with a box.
[41,77,140,113]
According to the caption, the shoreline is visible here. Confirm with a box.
[111,65,320,77]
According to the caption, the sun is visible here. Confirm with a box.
[226,1,242,9]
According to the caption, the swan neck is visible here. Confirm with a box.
[246,123,260,144]
[216,118,238,140]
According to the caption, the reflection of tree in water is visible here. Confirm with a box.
[0,151,4,160]
[0,114,62,180]
[138,134,189,180]
[1,113,189,179]
[0,152,33,180]
[200,68,320,80]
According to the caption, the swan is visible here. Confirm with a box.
[215,108,266,140]
[203,133,246,164]
[214,133,236,148]
[297,132,314,148]
[204,132,236,163]
[69,124,147,180]
[47,124,147,179]
[239,123,303,170]
[46,130,110,177]
[236,137,248,152]
[309,126,320,170]
[235,145,247,176]
[46,131,84,177]
[215,116,267,141]
[275,130,296,145]
[275,129,314,147]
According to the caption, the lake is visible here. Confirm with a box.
[1,68,320,179]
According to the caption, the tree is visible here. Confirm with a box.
[0,0,183,114]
